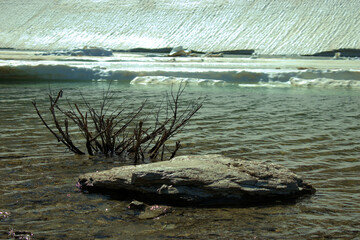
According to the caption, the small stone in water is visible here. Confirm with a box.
[8,228,34,240]
[128,200,146,211]
[1,211,10,218]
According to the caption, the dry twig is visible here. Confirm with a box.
[33,83,204,162]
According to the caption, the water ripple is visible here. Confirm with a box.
[0,84,359,239]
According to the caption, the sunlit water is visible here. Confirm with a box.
[1,80,360,239]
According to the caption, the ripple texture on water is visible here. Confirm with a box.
[0,83,359,239]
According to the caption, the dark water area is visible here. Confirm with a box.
[1,80,360,239]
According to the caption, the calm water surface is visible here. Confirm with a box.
[0,81,360,239]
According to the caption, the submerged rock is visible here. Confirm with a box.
[77,155,315,207]
[127,201,173,219]
[8,229,34,240]
[138,204,173,220]
[128,200,147,211]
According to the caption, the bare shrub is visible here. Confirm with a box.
[32,83,203,163]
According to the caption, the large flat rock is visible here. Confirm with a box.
[77,155,315,206]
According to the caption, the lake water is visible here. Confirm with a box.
[1,75,360,239]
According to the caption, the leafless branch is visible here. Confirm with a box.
[33,82,204,162]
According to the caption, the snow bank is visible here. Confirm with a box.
[0,0,359,55]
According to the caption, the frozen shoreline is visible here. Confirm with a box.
[1,49,360,88]
[1,49,359,69]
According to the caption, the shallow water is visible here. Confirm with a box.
[1,80,360,239]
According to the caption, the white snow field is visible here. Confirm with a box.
[0,0,359,55]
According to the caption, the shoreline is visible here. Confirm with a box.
[1,49,360,72]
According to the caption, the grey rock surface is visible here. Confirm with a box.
[78,155,315,206]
